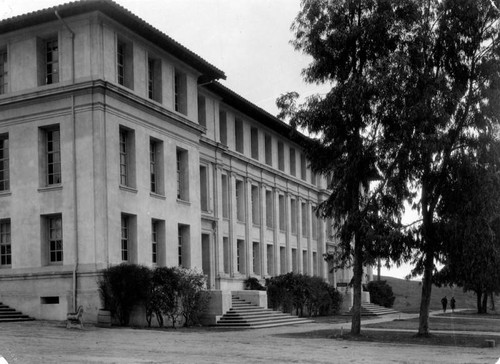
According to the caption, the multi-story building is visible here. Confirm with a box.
[0,0,367,322]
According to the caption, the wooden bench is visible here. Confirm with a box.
[66,305,84,329]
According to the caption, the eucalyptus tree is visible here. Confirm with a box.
[278,0,500,336]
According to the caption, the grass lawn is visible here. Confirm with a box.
[277,329,499,348]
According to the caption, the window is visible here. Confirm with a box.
[280,246,286,274]
[290,148,296,176]
[311,205,318,240]
[174,69,187,115]
[151,219,165,266]
[278,195,285,231]
[121,214,129,262]
[301,154,307,181]
[236,179,245,222]
[147,57,162,102]
[292,248,297,273]
[221,173,229,218]
[278,142,284,171]
[251,185,259,225]
[265,190,273,228]
[302,250,308,274]
[151,220,158,264]
[290,198,297,235]
[252,242,260,275]
[265,134,272,166]
[178,224,190,267]
[0,49,7,94]
[198,95,206,127]
[39,125,61,186]
[251,127,259,160]
[0,219,11,267]
[176,148,189,201]
[237,239,245,273]
[150,138,163,194]
[44,39,59,85]
[266,244,273,276]
[235,118,244,153]
[119,127,135,188]
[311,172,317,186]
[223,237,230,274]
[117,39,133,89]
[200,165,209,212]
[313,252,318,276]
[301,202,308,238]
[219,110,227,145]
[0,134,9,191]
[47,215,63,264]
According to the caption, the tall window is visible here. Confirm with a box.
[251,127,259,159]
[121,215,129,262]
[48,215,63,263]
[292,248,297,273]
[198,95,206,127]
[311,205,318,240]
[40,126,61,186]
[119,128,135,187]
[313,252,318,276]
[237,239,245,273]
[221,173,229,218]
[280,246,286,274]
[278,141,284,171]
[200,165,209,212]
[266,244,273,276]
[176,148,189,201]
[178,224,190,267]
[0,49,7,94]
[278,194,285,231]
[151,220,158,264]
[219,110,227,145]
[0,134,9,191]
[0,219,11,267]
[265,134,272,166]
[45,39,59,84]
[147,57,161,102]
[301,202,308,238]
[235,118,244,153]
[290,148,296,176]
[117,39,133,89]
[174,69,187,115]
[300,153,307,181]
[236,179,245,222]
[290,198,297,235]
[223,237,230,274]
[149,138,163,194]
[265,190,273,228]
[252,242,260,275]
[302,250,308,274]
[251,185,260,225]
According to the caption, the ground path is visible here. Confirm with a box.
[0,311,498,363]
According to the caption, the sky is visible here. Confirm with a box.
[0,0,417,280]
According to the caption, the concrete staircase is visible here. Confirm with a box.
[216,295,312,328]
[349,302,400,316]
[0,302,35,322]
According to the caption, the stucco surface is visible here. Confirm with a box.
[0,318,498,364]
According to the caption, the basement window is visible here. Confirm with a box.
[40,296,59,304]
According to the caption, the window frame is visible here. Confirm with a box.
[0,133,9,191]
[0,219,11,267]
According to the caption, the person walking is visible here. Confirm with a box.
[441,296,448,313]
[450,297,456,313]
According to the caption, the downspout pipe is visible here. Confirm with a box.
[55,11,78,311]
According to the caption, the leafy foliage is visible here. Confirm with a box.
[265,273,343,317]
[97,263,152,326]
[280,0,500,335]
[244,277,266,291]
[368,280,396,308]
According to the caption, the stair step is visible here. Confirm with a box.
[0,303,34,322]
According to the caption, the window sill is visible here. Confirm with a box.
[38,185,62,192]
[176,199,191,206]
[150,192,166,200]
[119,185,138,194]
[0,265,12,269]
[0,190,11,197]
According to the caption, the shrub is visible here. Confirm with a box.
[266,273,342,317]
[244,277,266,290]
[367,280,395,308]
[98,263,152,326]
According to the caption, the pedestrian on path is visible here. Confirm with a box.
[441,296,448,313]
[450,297,456,313]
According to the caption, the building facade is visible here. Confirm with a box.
[0,0,367,321]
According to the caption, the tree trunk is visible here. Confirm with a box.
[417,249,434,336]
[482,292,488,314]
[476,289,483,314]
[351,234,364,335]
[490,292,496,311]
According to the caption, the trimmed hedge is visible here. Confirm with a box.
[367,280,395,308]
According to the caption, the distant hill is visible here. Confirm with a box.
[378,276,477,313]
